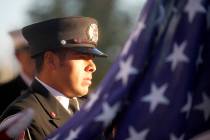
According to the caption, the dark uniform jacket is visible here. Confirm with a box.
[0,79,84,140]
[0,76,28,113]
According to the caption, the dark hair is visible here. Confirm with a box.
[34,53,44,74]
[34,48,68,73]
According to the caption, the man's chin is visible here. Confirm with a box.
[76,88,89,97]
[78,92,89,97]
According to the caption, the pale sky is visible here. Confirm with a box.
[0,0,33,32]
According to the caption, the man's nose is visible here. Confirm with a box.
[85,60,96,73]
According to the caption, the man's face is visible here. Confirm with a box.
[54,50,96,97]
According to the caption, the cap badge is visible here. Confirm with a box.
[87,23,98,44]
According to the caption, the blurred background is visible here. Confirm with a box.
[0,0,146,89]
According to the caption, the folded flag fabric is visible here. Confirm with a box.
[0,108,34,140]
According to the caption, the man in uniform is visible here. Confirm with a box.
[0,30,35,113]
[0,16,107,139]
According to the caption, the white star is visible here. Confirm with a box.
[95,102,120,127]
[115,55,138,86]
[85,89,101,111]
[196,46,203,67]
[47,134,59,140]
[125,127,149,140]
[166,41,189,71]
[181,93,192,118]
[122,22,145,55]
[132,22,145,41]
[194,93,210,121]
[184,0,206,23]
[141,83,169,113]
[64,127,82,140]
[170,134,184,140]
[121,38,132,56]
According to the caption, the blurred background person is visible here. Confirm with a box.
[0,30,35,113]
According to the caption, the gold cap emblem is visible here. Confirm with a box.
[88,24,98,44]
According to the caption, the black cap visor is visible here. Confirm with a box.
[65,45,107,57]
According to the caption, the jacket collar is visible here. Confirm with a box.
[30,79,71,127]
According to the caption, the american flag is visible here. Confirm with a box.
[46,0,210,139]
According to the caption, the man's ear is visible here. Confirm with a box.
[43,51,59,70]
